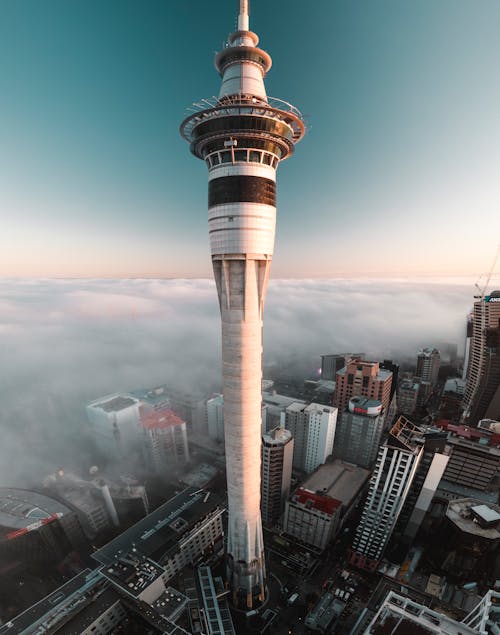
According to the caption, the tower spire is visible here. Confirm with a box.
[238,0,249,31]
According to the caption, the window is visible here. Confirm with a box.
[234,149,247,162]
[249,150,261,163]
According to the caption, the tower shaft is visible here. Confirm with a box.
[181,0,305,608]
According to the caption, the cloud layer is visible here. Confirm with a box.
[0,277,478,486]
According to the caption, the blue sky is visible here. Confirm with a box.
[1,0,499,277]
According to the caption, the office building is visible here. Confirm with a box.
[86,393,142,459]
[441,437,500,491]
[140,408,189,475]
[395,430,449,541]
[0,488,86,569]
[284,461,370,551]
[362,590,480,635]
[334,359,393,423]
[261,427,293,527]
[207,393,225,443]
[380,359,399,400]
[284,402,337,473]
[416,348,441,386]
[334,397,385,468]
[320,353,363,381]
[463,291,500,425]
[462,311,474,380]
[262,391,306,431]
[349,417,424,571]
[398,377,420,416]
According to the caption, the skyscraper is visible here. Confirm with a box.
[261,427,293,527]
[284,402,337,473]
[415,348,441,386]
[334,397,385,468]
[348,417,424,571]
[334,359,393,420]
[463,291,500,425]
[180,1,305,607]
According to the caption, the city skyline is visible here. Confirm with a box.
[1,0,499,278]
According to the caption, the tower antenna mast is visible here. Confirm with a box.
[238,0,249,31]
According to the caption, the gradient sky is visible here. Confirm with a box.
[1,0,499,278]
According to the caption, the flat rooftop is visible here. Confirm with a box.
[302,460,371,507]
[90,394,138,412]
[0,569,101,635]
[366,592,477,635]
[446,498,500,539]
[262,392,306,409]
[101,553,164,598]
[93,487,224,566]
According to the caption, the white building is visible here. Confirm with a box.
[285,402,337,473]
[140,408,189,475]
[86,394,142,459]
[207,394,225,443]
[261,427,294,527]
[349,417,424,571]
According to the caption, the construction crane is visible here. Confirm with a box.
[474,244,500,299]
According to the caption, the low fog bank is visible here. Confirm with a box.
[0,277,475,487]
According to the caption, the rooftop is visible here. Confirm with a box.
[93,487,224,567]
[387,417,424,453]
[262,391,306,409]
[365,591,477,635]
[305,592,345,631]
[291,461,370,516]
[89,394,139,413]
[0,487,71,535]
[263,427,293,445]
[446,498,500,539]
[141,408,185,431]
[101,553,164,598]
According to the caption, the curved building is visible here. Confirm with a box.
[180,0,305,607]
[0,488,85,567]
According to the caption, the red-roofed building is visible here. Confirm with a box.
[284,461,370,551]
[140,408,189,475]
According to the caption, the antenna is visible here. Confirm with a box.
[238,0,249,31]
[474,244,500,299]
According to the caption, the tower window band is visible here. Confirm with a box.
[209,176,276,207]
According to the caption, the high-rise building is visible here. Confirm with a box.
[180,0,305,607]
[380,359,399,400]
[140,408,189,475]
[262,391,306,431]
[261,427,293,527]
[462,312,474,381]
[334,359,393,420]
[416,348,441,386]
[334,397,385,468]
[207,394,225,443]
[398,377,421,415]
[320,353,363,381]
[284,402,337,473]
[86,394,142,459]
[349,417,424,571]
[463,291,500,425]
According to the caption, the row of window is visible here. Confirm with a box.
[206,149,279,168]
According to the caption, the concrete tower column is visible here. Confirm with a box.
[181,0,305,608]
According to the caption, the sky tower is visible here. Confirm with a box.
[180,0,305,608]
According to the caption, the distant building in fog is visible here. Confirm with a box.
[261,427,293,527]
[86,393,142,459]
[207,394,224,443]
[398,378,420,415]
[416,348,440,386]
[140,408,189,475]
